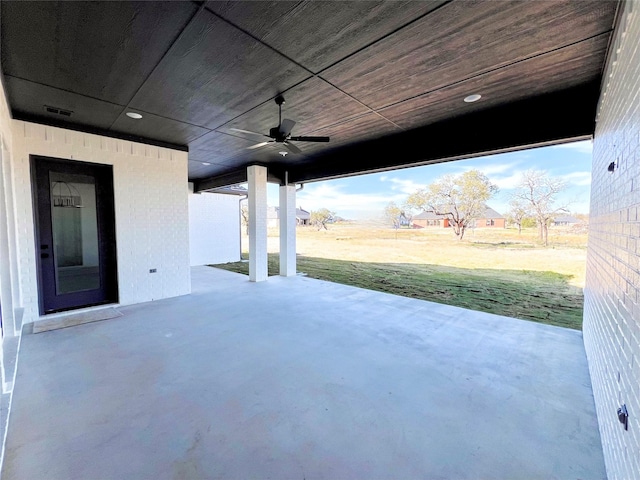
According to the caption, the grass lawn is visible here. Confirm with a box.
[213,223,587,330]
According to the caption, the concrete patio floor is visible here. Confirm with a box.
[3,266,605,479]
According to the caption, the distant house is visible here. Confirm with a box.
[412,211,449,228]
[471,206,506,228]
[553,215,581,226]
[412,205,504,228]
[399,212,412,227]
[267,206,311,228]
[296,208,311,226]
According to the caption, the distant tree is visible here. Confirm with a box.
[402,207,414,228]
[511,170,568,246]
[406,170,497,240]
[384,202,405,229]
[310,208,335,230]
[574,213,589,224]
[507,199,530,234]
[521,217,537,229]
[240,202,249,235]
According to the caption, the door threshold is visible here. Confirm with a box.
[33,304,122,334]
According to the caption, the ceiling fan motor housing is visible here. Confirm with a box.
[269,126,286,142]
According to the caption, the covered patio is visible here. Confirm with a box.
[3,267,604,479]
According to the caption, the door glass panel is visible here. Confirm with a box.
[50,172,100,294]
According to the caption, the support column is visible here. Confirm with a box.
[247,165,268,282]
[279,184,296,276]
[0,141,15,336]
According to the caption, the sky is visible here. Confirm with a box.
[266,140,593,220]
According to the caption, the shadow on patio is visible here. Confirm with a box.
[3,266,604,479]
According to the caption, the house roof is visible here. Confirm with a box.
[413,211,446,220]
[483,206,504,219]
[0,2,618,189]
[296,208,310,220]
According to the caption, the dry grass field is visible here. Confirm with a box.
[215,223,588,330]
[289,223,588,288]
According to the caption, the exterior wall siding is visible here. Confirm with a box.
[9,121,191,323]
[584,2,640,479]
[412,219,444,228]
[474,218,506,228]
[412,218,504,228]
[0,75,16,473]
[188,187,241,266]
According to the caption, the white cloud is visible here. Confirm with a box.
[489,172,525,190]
[380,177,426,194]
[561,171,591,186]
[486,167,591,191]
[552,140,593,155]
[455,161,523,176]
[296,183,405,219]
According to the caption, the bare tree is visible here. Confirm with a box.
[511,170,567,246]
[384,201,404,229]
[240,203,249,235]
[406,170,497,240]
[310,208,335,230]
[507,198,530,234]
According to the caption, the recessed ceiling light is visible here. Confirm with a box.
[202,162,211,165]
[279,151,288,157]
[464,94,482,103]
[126,112,143,119]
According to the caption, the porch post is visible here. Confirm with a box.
[279,184,296,276]
[0,140,18,337]
[247,165,268,282]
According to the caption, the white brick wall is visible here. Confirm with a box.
[279,184,296,277]
[9,121,191,322]
[585,2,640,479]
[0,73,192,469]
[0,76,18,472]
[0,79,18,337]
[188,185,241,266]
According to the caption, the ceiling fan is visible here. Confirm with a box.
[230,95,330,154]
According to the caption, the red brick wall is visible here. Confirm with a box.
[475,218,505,228]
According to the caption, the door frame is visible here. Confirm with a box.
[31,155,119,314]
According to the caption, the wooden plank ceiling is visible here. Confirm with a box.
[0,0,618,189]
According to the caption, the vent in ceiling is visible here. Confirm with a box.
[44,105,73,117]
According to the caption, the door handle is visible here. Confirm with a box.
[40,253,49,258]
[41,244,48,250]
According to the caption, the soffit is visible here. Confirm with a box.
[0,0,618,187]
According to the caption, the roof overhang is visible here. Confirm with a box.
[0,1,618,190]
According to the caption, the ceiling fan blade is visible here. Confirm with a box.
[283,141,302,154]
[247,141,272,150]
[279,119,296,136]
[289,136,330,143]
[230,128,270,141]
